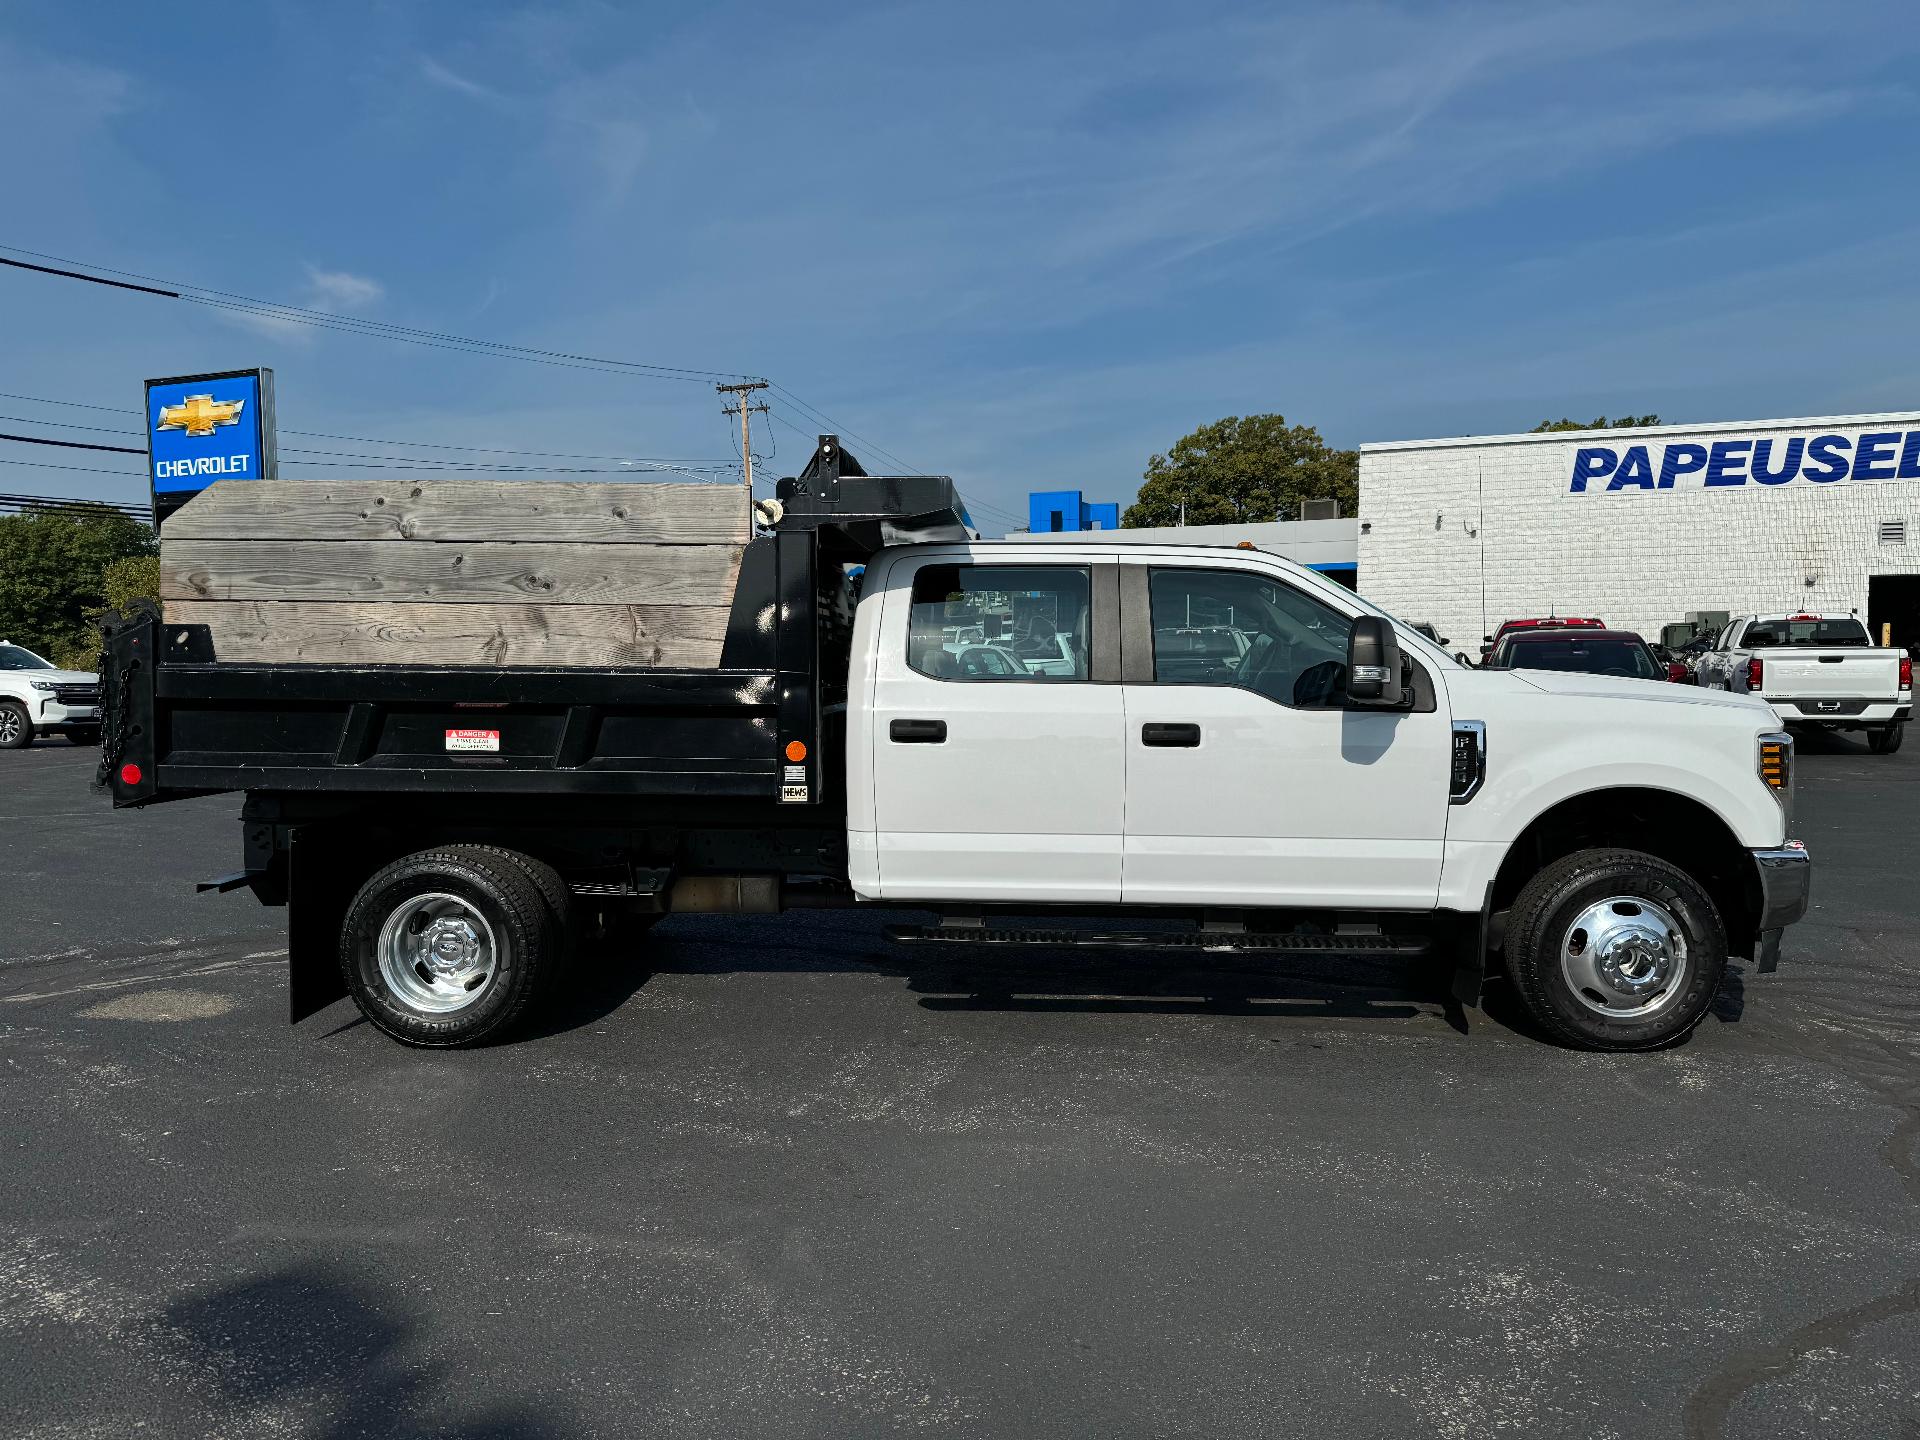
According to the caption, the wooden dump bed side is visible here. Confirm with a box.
[159,479,751,669]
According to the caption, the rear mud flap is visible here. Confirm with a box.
[288,828,353,1024]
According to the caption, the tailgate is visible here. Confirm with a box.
[1761,651,1901,699]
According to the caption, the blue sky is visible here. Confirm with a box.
[3,0,1917,531]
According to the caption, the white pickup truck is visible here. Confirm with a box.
[102,465,1813,1054]
[1697,613,1912,754]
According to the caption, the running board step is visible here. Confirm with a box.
[884,924,1431,957]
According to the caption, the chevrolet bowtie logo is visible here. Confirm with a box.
[156,394,246,438]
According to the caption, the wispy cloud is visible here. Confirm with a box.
[303,266,383,312]
[418,55,500,104]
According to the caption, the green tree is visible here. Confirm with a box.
[0,507,157,669]
[1124,414,1357,528]
[96,553,161,617]
[1530,415,1662,433]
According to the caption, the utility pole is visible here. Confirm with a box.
[716,381,770,495]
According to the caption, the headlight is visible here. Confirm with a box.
[29,680,57,691]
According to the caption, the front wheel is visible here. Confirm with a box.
[1868,724,1904,755]
[0,701,32,749]
[1505,848,1726,1051]
[339,845,567,1047]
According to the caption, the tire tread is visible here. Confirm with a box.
[1506,846,1726,1052]
[340,844,559,1048]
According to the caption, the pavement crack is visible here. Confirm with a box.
[1681,1276,1920,1438]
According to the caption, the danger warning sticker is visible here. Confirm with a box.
[445,728,501,753]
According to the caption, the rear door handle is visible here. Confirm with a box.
[1142,722,1201,747]
[890,718,947,743]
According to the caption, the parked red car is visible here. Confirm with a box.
[1486,627,1688,683]
[1479,615,1605,663]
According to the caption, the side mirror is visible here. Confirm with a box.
[1347,616,1404,706]
[1454,651,1474,667]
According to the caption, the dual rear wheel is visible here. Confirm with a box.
[339,845,576,1048]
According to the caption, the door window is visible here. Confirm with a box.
[908,564,1091,681]
[1148,568,1353,707]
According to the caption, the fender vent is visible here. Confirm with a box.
[1881,519,1907,545]
[1450,721,1487,804]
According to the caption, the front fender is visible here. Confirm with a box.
[1434,691,1784,912]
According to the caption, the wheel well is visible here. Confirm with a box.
[1489,788,1759,957]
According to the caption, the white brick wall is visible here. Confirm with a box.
[1357,412,1920,648]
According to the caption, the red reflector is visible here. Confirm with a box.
[119,763,142,786]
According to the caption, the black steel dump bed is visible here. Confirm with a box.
[99,439,969,813]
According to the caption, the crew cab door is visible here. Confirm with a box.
[1118,561,1452,909]
[864,552,1124,902]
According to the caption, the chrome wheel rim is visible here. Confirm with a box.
[1560,895,1690,1019]
[0,710,19,743]
[376,892,499,1014]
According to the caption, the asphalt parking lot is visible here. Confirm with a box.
[2,734,1916,1439]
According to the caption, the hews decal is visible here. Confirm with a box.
[1569,430,1920,493]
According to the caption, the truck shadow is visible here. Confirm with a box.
[536,911,1753,1049]
[1788,725,1872,755]
[580,911,1487,1037]
[161,1262,568,1438]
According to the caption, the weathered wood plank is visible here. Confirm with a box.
[163,479,750,544]
[161,539,744,607]
[166,601,730,668]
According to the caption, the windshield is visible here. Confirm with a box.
[1744,618,1871,648]
[1504,636,1661,680]
[0,644,53,671]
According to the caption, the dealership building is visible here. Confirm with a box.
[1356,411,1920,652]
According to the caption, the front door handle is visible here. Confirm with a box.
[890,718,947,743]
[1141,722,1201,747]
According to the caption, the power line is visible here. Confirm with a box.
[768,384,924,475]
[0,385,733,464]
[0,431,145,456]
[761,397,1018,529]
[0,391,137,414]
[0,255,179,298]
[0,242,761,384]
[0,457,146,479]
[0,491,148,519]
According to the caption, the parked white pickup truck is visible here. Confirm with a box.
[1697,613,1912,753]
[102,464,1814,1054]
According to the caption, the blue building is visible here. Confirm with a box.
[1027,489,1120,533]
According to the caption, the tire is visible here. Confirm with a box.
[66,728,101,746]
[0,701,32,749]
[338,845,564,1048]
[1504,847,1727,1052]
[1868,724,1905,755]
